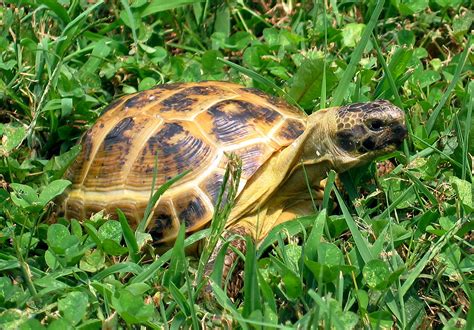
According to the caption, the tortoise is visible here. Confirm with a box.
[63,80,406,278]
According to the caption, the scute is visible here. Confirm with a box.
[172,190,213,230]
[201,99,283,145]
[149,200,176,243]
[64,81,308,242]
[127,120,218,188]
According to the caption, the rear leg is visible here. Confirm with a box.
[204,200,315,300]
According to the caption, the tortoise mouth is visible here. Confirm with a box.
[358,124,407,153]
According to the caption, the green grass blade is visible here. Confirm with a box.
[130,229,210,284]
[399,217,465,297]
[334,189,373,262]
[142,0,203,17]
[461,81,473,180]
[322,170,336,211]
[320,0,328,109]
[426,36,472,134]
[38,0,71,24]
[55,1,105,59]
[210,281,249,330]
[92,262,143,281]
[117,209,140,263]
[377,185,415,220]
[208,240,230,287]
[242,237,260,318]
[257,216,314,258]
[371,35,404,108]
[217,57,301,109]
[83,222,103,249]
[138,170,189,233]
[196,154,241,285]
[120,0,139,62]
[330,0,385,106]
[168,282,191,316]
[304,210,326,262]
[404,171,438,206]
[163,224,186,287]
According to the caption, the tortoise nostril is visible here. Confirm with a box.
[392,125,407,137]
[362,137,376,150]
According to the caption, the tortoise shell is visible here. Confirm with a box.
[64,81,307,243]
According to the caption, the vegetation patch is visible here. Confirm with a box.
[0,0,472,328]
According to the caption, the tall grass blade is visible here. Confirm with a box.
[117,209,140,263]
[461,81,473,180]
[196,154,241,286]
[120,0,139,61]
[210,281,250,330]
[331,0,385,106]
[399,218,465,297]
[142,0,203,17]
[138,170,189,233]
[242,237,260,318]
[130,229,210,284]
[426,36,472,134]
[38,0,71,24]
[334,189,373,262]
[218,58,301,108]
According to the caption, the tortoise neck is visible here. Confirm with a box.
[300,108,359,173]
[301,109,336,164]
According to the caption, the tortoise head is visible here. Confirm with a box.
[332,100,406,168]
[305,100,407,172]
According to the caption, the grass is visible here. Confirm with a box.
[0,0,473,328]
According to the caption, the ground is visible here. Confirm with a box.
[0,1,473,328]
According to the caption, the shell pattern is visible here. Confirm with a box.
[64,81,307,242]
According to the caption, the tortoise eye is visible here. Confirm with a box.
[368,120,384,131]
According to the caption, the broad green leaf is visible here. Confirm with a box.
[202,50,225,74]
[0,309,29,329]
[305,259,338,283]
[318,242,343,266]
[435,0,462,8]
[112,289,155,324]
[369,311,393,329]
[102,239,128,256]
[142,0,203,17]
[80,249,105,272]
[138,77,157,91]
[289,58,337,109]
[363,259,390,290]
[44,145,81,179]
[10,183,38,208]
[214,3,230,38]
[393,0,429,15]
[58,291,89,325]
[271,257,302,300]
[341,23,365,48]
[449,177,473,212]
[98,221,122,243]
[47,223,79,254]
[38,179,71,207]
[0,123,26,156]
